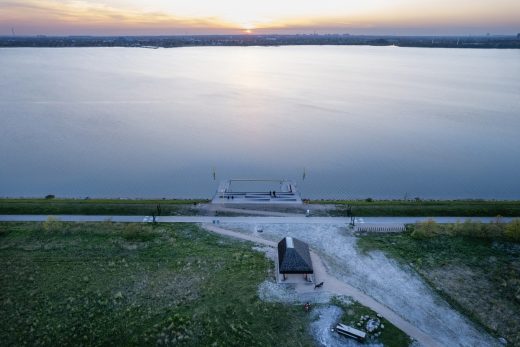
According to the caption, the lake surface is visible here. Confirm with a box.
[1,46,519,199]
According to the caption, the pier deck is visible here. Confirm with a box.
[211,179,302,204]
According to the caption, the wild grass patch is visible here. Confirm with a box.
[0,222,313,346]
[358,229,520,345]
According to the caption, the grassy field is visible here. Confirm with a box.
[0,198,208,216]
[0,222,314,346]
[319,199,520,217]
[357,229,520,345]
[3,198,520,217]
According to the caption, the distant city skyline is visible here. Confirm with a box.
[1,0,519,36]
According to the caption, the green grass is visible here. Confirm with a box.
[316,199,520,217]
[331,298,411,347]
[0,222,313,346]
[0,198,208,216]
[357,230,520,345]
[3,198,520,217]
[357,231,514,268]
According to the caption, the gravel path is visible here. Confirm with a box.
[203,224,442,347]
[0,215,512,225]
[213,223,501,347]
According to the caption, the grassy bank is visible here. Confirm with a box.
[3,198,520,217]
[357,228,520,345]
[0,198,208,216]
[0,222,313,346]
[316,199,520,217]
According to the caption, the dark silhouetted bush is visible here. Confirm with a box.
[505,219,520,242]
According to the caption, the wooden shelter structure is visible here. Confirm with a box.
[277,237,313,280]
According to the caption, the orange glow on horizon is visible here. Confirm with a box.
[0,0,518,35]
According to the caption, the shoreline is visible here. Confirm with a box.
[2,34,519,49]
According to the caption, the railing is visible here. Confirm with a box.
[356,226,406,233]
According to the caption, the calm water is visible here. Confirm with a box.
[1,46,519,199]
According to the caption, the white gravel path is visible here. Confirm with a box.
[208,223,500,347]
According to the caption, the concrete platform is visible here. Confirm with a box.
[212,179,302,204]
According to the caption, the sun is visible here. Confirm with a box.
[238,20,255,34]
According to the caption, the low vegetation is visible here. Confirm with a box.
[0,198,207,216]
[2,198,520,217]
[320,199,520,217]
[410,218,520,242]
[0,222,313,346]
[331,298,412,347]
[357,223,520,345]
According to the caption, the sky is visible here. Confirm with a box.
[0,0,519,36]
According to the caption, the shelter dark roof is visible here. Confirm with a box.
[277,237,313,274]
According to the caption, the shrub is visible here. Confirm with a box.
[484,223,504,239]
[411,219,439,239]
[45,194,55,199]
[505,219,520,242]
[42,216,63,233]
[451,220,482,237]
[121,224,155,242]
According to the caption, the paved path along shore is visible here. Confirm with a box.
[203,224,442,347]
[0,215,512,225]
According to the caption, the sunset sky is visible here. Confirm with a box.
[1,0,519,36]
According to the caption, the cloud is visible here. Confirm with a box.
[0,0,234,34]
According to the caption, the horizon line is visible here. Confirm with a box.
[3,33,519,38]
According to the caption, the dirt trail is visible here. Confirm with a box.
[202,224,441,347]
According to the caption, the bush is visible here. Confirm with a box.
[45,194,55,199]
[42,216,63,233]
[484,222,505,239]
[411,219,439,239]
[121,224,155,242]
[459,220,480,237]
[447,219,505,239]
[505,219,520,242]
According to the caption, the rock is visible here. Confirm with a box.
[376,313,382,318]
[498,337,507,345]
[366,318,380,333]
[114,291,123,300]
